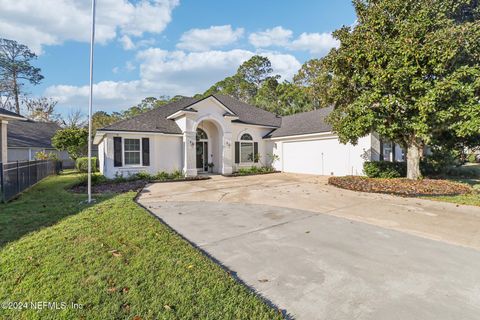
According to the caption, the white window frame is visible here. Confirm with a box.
[382,141,394,162]
[122,138,143,167]
[239,133,254,165]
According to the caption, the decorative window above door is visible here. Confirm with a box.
[196,128,208,141]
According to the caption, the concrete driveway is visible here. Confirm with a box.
[137,173,480,319]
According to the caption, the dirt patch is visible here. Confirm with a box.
[329,176,473,196]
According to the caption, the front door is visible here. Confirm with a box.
[196,141,208,172]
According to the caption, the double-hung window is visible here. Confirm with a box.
[124,138,141,165]
[240,133,254,163]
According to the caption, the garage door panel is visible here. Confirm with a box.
[282,139,353,176]
[283,141,323,175]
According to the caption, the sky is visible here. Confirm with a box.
[0,0,356,116]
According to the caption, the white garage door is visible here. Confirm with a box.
[282,138,360,176]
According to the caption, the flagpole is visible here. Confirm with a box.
[87,0,96,203]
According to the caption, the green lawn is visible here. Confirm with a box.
[0,173,282,319]
[425,164,480,207]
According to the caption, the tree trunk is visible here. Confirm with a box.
[406,141,423,180]
[12,73,20,114]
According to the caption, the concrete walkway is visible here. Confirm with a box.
[137,173,480,319]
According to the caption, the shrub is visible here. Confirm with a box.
[135,171,154,181]
[235,166,275,175]
[154,171,170,181]
[113,172,128,183]
[78,173,107,186]
[170,169,184,180]
[443,166,480,178]
[420,148,464,176]
[467,153,478,163]
[35,151,59,161]
[152,170,185,181]
[75,157,98,173]
[363,161,406,178]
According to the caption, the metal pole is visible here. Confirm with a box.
[87,0,96,203]
[0,163,4,203]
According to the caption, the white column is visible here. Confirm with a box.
[0,120,8,163]
[183,131,197,177]
[222,131,233,175]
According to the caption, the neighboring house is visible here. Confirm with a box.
[7,120,71,165]
[94,94,403,179]
[0,108,25,163]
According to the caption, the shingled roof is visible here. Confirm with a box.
[266,106,334,138]
[97,95,333,138]
[0,108,25,120]
[213,94,281,127]
[98,95,282,133]
[99,97,198,134]
[7,120,61,148]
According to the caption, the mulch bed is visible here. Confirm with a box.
[328,176,473,196]
[224,171,279,177]
[71,180,147,194]
[71,176,210,194]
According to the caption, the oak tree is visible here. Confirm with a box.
[314,0,480,179]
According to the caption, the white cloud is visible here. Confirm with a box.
[119,35,135,50]
[125,61,136,72]
[45,48,301,112]
[0,0,178,53]
[46,81,147,111]
[289,32,339,54]
[248,26,292,48]
[119,35,156,51]
[261,52,301,80]
[177,25,244,51]
[249,26,339,56]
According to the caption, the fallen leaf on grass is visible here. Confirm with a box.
[187,265,194,269]
[107,287,117,293]
[109,250,122,257]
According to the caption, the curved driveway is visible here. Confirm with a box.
[137,173,480,320]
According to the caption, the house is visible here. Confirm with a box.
[0,108,25,164]
[7,120,71,165]
[94,94,403,179]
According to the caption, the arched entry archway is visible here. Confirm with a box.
[193,118,224,174]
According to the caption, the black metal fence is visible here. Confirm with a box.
[0,160,61,203]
